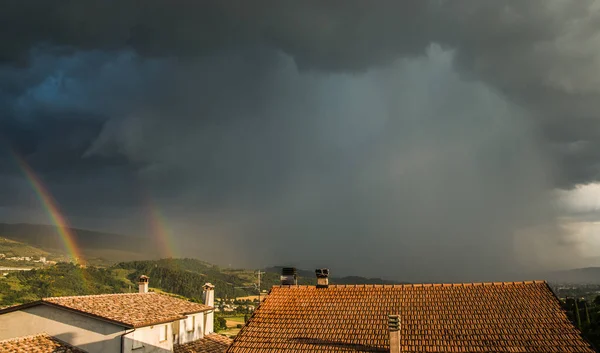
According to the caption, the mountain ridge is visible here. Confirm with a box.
[0,222,156,264]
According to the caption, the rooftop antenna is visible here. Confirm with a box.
[257,270,265,302]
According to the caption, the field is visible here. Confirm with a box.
[220,327,241,337]
[226,316,245,323]
[235,295,264,301]
[221,315,246,337]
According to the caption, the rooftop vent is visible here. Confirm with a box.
[315,268,329,288]
[280,267,297,285]
[388,315,400,353]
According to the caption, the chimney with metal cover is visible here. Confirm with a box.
[202,283,215,335]
[138,275,149,293]
[280,267,297,285]
[315,268,329,288]
[388,315,400,353]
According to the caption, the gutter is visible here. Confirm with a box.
[120,328,136,353]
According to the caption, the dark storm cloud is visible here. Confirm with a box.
[2,0,599,187]
[0,0,599,278]
[0,1,433,67]
[68,47,562,280]
[0,49,162,228]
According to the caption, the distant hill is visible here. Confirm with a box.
[0,223,154,264]
[544,267,600,284]
[0,237,49,259]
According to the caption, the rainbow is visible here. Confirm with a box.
[12,152,84,264]
[145,197,177,259]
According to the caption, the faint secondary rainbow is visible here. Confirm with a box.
[12,151,84,264]
[145,196,178,259]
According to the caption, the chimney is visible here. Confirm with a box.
[315,268,329,288]
[202,283,215,335]
[280,267,297,285]
[388,315,400,353]
[138,275,149,294]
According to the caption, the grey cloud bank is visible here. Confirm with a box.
[1,1,599,280]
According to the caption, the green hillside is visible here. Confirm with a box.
[0,237,49,258]
[0,238,66,268]
[0,258,399,307]
[0,262,132,306]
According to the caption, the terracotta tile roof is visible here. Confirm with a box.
[174,334,233,353]
[228,281,595,353]
[0,333,86,353]
[41,292,212,328]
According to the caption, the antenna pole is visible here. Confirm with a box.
[257,270,265,302]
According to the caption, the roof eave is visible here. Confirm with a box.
[0,300,135,328]
[134,306,214,328]
[0,300,44,315]
[182,306,214,315]
[133,315,188,328]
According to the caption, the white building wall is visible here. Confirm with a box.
[123,323,173,353]
[0,305,125,353]
[176,313,205,345]
[204,310,214,335]
[202,285,215,335]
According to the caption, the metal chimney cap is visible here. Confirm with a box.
[281,267,297,275]
[280,267,298,285]
[315,268,330,278]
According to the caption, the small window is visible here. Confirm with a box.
[159,325,168,342]
[186,315,195,332]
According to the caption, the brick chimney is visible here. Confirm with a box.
[280,267,297,285]
[388,315,400,353]
[202,283,215,335]
[138,275,149,294]
[315,268,329,288]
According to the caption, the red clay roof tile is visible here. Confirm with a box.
[42,292,212,328]
[227,282,595,353]
[0,333,86,353]
[174,334,233,353]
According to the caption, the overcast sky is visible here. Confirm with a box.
[1,1,600,281]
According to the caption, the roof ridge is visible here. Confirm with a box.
[273,280,547,289]
[43,292,156,300]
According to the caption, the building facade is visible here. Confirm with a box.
[0,276,228,353]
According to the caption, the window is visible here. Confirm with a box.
[186,315,195,332]
[159,325,168,342]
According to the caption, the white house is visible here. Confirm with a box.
[0,276,231,353]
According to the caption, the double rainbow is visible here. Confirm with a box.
[12,148,177,262]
